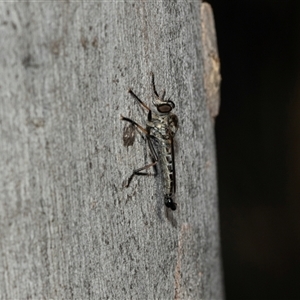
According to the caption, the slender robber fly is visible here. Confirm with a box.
[121,72,179,210]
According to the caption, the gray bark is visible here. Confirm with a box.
[0,1,223,299]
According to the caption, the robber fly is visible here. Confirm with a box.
[121,72,179,210]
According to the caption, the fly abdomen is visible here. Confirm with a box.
[164,194,177,211]
[159,142,177,210]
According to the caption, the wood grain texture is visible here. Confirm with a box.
[0,1,223,299]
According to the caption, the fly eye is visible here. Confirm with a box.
[157,104,172,113]
[157,101,175,113]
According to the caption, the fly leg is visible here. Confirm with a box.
[120,115,148,136]
[125,160,158,188]
[128,89,151,112]
[151,72,166,101]
[123,135,159,188]
[151,72,159,98]
[128,89,152,121]
[120,116,158,187]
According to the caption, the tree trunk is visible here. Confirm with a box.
[0,1,223,299]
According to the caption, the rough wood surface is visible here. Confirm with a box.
[0,2,223,299]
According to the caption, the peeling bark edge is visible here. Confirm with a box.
[201,2,221,119]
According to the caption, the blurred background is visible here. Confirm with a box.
[208,0,300,299]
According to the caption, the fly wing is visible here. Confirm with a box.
[171,137,176,194]
[147,135,159,161]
